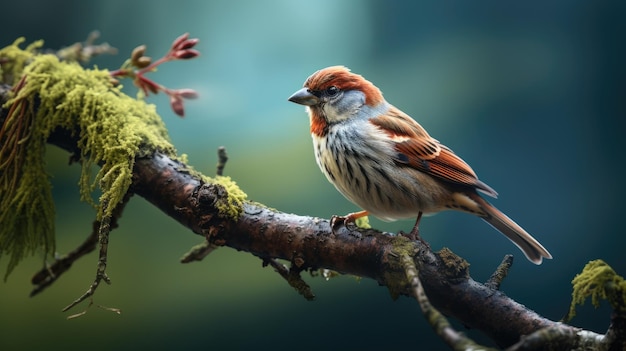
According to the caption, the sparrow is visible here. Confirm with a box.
[288,65,552,264]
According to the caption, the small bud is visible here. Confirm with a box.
[172,49,200,60]
[171,33,190,51]
[170,95,185,117]
[176,88,199,99]
[131,45,146,63]
[135,56,152,68]
[178,38,199,50]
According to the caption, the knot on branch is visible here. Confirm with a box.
[193,182,232,242]
[437,247,470,282]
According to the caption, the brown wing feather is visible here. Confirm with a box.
[370,108,441,160]
[427,146,497,197]
[371,107,498,197]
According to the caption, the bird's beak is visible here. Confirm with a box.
[288,88,319,106]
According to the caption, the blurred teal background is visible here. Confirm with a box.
[1,1,625,349]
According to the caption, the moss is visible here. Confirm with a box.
[383,235,418,300]
[208,175,247,219]
[355,215,371,229]
[0,39,175,277]
[437,247,470,279]
[565,260,626,322]
[0,38,43,84]
[164,156,247,220]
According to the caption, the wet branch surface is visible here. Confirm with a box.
[0,85,613,350]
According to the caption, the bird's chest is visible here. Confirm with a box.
[311,128,395,212]
[310,128,444,220]
[312,132,344,186]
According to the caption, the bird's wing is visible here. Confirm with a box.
[369,107,497,197]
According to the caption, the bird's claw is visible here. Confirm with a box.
[405,226,420,241]
[330,215,348,233]
[330,215,360,234]
[401,226,431,249]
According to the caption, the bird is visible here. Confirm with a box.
[288,65,552,264]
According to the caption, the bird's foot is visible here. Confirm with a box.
[402,226,430,249]
[330,210,369,235]
[402,212,430,248]
[406,225,421,241]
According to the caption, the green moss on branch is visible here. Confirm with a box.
[0,38,176,277]
[565,259,626,322]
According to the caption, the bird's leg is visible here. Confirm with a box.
[406,212,425,242]
[330,210,369,233]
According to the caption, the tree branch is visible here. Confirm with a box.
[128,149,584,348]
[0,69,614,349]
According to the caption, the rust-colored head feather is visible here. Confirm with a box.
[304,66,384,106]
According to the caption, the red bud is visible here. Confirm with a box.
[171,33,189,51]
[179,38,199,50]
[172,49,200,60]
[170,95,185,117]
[176,88,199,99]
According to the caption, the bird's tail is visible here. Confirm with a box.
[468,192,552,265]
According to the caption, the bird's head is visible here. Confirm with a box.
[288,66,384,136]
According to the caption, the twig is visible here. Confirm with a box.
[55,31,118,63]
[180,241,219,263]
[216,146,228,176]
[66,301,92,320]
[30,230,97,297]
[401,253,495,351]
[506,325,605,351]
[263,257,315,301]
[30,192,132,296]
[108,33,199,117]
[62,200,114,314]
[485,254,514,290]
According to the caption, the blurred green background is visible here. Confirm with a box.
[1,1,625,349]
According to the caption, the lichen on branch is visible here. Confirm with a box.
[565,259,626,322]
[0,38,175,277]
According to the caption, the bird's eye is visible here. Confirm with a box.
[325,86,339,96]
